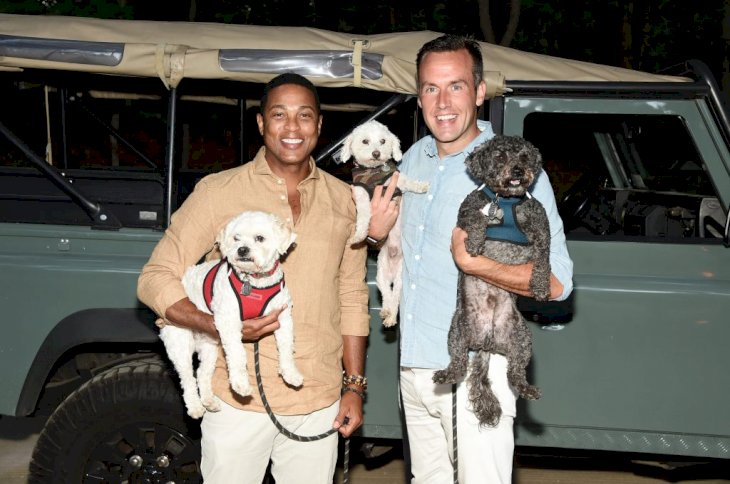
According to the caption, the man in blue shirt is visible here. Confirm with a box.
[368,35,573,483]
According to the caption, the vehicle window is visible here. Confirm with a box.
[0,73,167,228]
[1,72,417,229]
[524,113,725,241]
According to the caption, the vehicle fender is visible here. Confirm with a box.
[16,308,160,416]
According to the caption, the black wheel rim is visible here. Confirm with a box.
[81,421,201,484]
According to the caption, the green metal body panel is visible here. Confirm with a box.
[0,224,162,415]
[500,96,730,458]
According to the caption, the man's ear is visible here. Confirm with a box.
[256,112,264,136]
[475,80,487,108]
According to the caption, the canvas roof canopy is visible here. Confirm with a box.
[0,13,688,97]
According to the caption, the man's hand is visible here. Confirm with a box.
[241,305,284,342]
[450,227,480,275]
[451,227,564,299]
[368,172,400,241]
[332,391,363,437]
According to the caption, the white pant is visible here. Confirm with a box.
[201,399,340,484]
[400,365,516,484]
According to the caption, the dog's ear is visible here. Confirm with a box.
[339,131,354,162]
[392,134,403,162]
[215,223,231,257]
[275,221,297,255]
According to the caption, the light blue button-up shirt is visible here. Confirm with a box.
[398,121,574,369]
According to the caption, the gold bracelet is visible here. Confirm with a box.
[342,373,368,390]
[342,386,365,399]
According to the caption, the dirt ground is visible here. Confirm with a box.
[2,416,728,484]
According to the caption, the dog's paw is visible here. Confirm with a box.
[432,369,452,384]
[413,180,430,193]
[202,397,221,412]
[230,378,253,398]
[380,308,398,327]
[521,385,542,400]
[280,367,304,387]
[186,403,206,419]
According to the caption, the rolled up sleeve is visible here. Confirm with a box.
[533,170,574,301]
[137,179,219,319]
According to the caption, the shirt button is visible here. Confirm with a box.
[419,225,424,231]
[410,283,416,289]
[280,195,286,201]
[286,218,291,223]
[427,194,433,200]
[277,179,283,185]
[438,165,445,171]
[415,254,421,260]
[407,314,413,320]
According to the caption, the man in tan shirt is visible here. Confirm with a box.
[137,73,369,484]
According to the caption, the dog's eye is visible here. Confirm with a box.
[380,139,386,145]
[255,235,265,243]
[233,235,240,242]
[362,139,369,145]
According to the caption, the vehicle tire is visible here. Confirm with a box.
[28,356,202,484]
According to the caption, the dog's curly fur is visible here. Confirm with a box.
[433,135,550,427]
[340,120,429,327]
[159,210,301,419]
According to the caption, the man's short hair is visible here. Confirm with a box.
[416,35,484,89]
[260,73,321,113]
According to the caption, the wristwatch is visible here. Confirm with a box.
[365,235,381,247]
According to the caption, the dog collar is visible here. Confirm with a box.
[225,259,280,295]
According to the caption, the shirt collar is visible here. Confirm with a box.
[251,146,321,182]
[422,119,494,159]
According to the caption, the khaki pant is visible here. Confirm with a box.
[400,364,516,484]
[201,398,339,484]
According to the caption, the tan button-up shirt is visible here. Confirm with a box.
[137,147,369,415]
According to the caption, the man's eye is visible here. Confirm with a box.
[255,235,265,243]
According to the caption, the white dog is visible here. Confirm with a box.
[339,120,429,327]
[159,210,302,419]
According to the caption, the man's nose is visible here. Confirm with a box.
[437,89,449,108]
[284,114,299,130]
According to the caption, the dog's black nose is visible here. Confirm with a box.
[372,150,381,159]
[238,246,250,257]
[511,167,524,178]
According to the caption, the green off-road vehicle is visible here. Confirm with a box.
[1,13,729,483]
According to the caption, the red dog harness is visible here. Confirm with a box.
[202,259,284,320]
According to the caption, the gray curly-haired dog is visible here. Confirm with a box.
[433,135,550,427]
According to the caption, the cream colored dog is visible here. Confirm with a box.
[340,120,429,327]
[159,210,302,419]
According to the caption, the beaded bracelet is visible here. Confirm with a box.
[342,386,365,399]
[342,373,368,390]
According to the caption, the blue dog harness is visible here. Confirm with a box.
[479,184,532,245]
